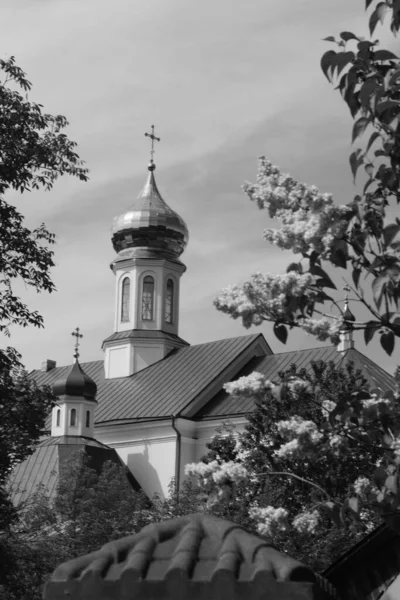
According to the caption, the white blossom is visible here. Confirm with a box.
[224,372,273,397]
[321,399,336,417]
[299,317,342,345]
[243,157,352,258]
[249,506,289,536]
[214,271,317,328]
[292,510,320,534]
[274,416,323,459]
[353,476,372,498]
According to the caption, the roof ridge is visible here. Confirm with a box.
[342,347,395,379]
[272,345,335,356]
[186,333,262,349]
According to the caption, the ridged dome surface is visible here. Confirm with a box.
[53,360,97,401]
[342,300,356,330]
[111,165,188,260]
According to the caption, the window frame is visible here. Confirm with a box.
[121,276,131,323]
[165,278,174,324]
[141,275,155,321]
[70,408,77,427]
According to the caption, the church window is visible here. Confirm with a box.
[142,276,154,320]
[86,410,90,428]
[121,277,130,322]
[165,279,174,324]
[70,408,77,427]
[56,409,61,427]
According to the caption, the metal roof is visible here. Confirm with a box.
[44,513,338,600]
[196,346,397,419]
[8,437,133,506]
[31,334,265,425]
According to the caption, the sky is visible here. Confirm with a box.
[1,0,398,374]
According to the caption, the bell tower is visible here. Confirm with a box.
[103,127,189,379]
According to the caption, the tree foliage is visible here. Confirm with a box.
[0,451,152,600]
[0,56,88,337]
[0,55,88,529]
[186,362,381,571]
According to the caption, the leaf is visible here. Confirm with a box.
[385,475,398,494]
[376,100,400,115]
[349,149,364,182]
[330,240,348,268]
[273,323,288,344]
[366,131,381,153]
[359,77,379,111]
[365,163,374,177]
[310,265,336,289]
[348,496,360,515]
[381,330,395,355]
[336,51,355,76]
[366,0,374,7]
[373,466,387,489]
[372,274,388,308]
[340,31,359,41]
[352,268,361,288]
[364,321,379,345]
[323,36,336,42]
[383,223,400,246]
[352,117,370,144]
[369,8,380,35]
[321,50,337,81]
[374,49,399,60]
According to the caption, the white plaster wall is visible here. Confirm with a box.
[96,422,178,499]
[105,344,133,378]
[115,439,176,499]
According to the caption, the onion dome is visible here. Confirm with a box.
[53,360,97,401]
[111,162,189,260]
[342,298,356,330]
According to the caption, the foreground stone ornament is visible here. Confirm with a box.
[44,514,338,600]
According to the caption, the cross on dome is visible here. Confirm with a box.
[71,327,83,360]
[144,125,160,170]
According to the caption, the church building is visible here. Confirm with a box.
[25,140,397,501]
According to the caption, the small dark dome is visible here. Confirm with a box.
[111,164,189,260]
[53,360,97,401]
[342,300,356,330]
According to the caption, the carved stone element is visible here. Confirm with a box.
[44,514,339,600]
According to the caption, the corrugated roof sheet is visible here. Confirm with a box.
[31,334,263,424]
[197,346,397,419]
[9,444,59,507]
[8,436,136,506]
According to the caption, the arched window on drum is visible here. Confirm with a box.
[70,408,77,427]
[142,276,155,321]
[121,277,130,322]
[165,279,174,324]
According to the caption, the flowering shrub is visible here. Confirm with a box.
[186,358,400,537]
[214,1,400,357]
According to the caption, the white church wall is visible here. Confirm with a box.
[95,421,177,499]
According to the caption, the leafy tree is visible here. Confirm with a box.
[199,1,400,535]
[0,451,152,600]
[0,56,88,336]
[0,55,88,527]
[0,350,54,529]
[186,362,381,572]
